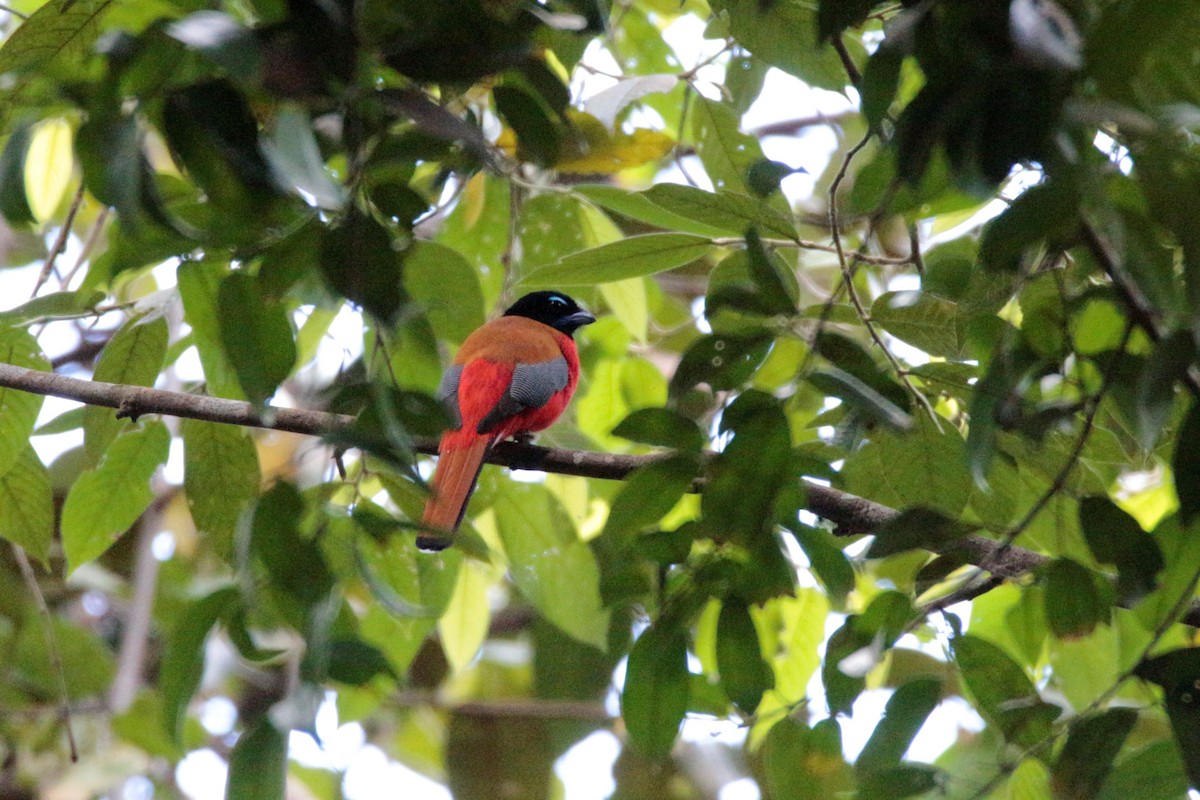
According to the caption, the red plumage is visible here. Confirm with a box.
[418,296,591,550]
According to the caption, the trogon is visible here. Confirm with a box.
[418,291,595,550]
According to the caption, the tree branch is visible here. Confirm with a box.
[2,362,1198,626]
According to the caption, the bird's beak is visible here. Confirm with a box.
[562,310,596,329]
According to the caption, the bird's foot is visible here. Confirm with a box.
[511,431,536,446]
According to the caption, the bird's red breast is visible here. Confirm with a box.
[418,315,583,549]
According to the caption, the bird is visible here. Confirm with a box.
[418,290,596,550]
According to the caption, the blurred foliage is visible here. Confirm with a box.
[0,0,1197,798]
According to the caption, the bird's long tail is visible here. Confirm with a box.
[418,436,491,550]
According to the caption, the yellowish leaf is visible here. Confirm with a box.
[600,278,648,344]
[24,117,75,223]
[437,558,499,673]
[556,128,675,174]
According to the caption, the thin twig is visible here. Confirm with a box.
[12,546,77,762]
[31,185,86,298]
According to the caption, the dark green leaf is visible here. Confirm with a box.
[246,482,334,606]
[785,521,855,601]
[1051,708,1137,800]
[76,111,144,221]
[856,678,942,774]
[494,84,563,166]
[612,407,705,451]
[0,123,34,225]
[746,159,798,198]
[669,331,773,397]
[861,43,903,132]
[1173,401,1200,525]
[226,720,286,800]
[1136,330,1194,449]
[322,212,406,322]
[1078,496,1164,605]
[763,718,852,800]
[871,291,979,360]
[161,586,240,743]
[714,0,853,92]
[954,634,1059,748]
[576,184,732,237]
[0,0,111,76]
[1135,647,1200,789]
[217,272,297,404]
[622,621,689,759]
[716,598,774,714]
[808,366,914,430]
[843,418,973,518]
[327,639,399,686]
[263,106,345,209]
[857,764,941,800]
[980,180,1080,272]
[1043,558,1109,639]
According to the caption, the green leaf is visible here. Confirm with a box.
[493,482,610,650]
[714,0,852,92]
[62,420,171,573]
[0,0,112,76]
[1043,558,1109,639]
[160,586,240,743]
[403,240,485,344]
[263,105,344,209]
[856,678,942,775]
[521,233,712,287]
[321,210,405,322]
[494,84,563,166]
[979,180,1080,272]
[808,366,914,431]
[762,717,853,800]
[0,446,53,563]
[812,330,909,409]
[177,260,244,399]
[1136,330,1194,449]
[843,420,971,517]
[622,621,689,759]
[1096,740,1190,800]
[12,614,115,700]
[247,482,334,607]
[182,419,260,559]
[0,327,48,477]
[612,407,706,451]
[1051,708,1137,800]
[784,522,855,601]
[861,43,904,132]
[76,110,145,221]
[669,331,774,397]
[0,123,34,225]
[1174,402,1200,525]
[689,98,769,194]
[0,289,105,326]
[1078,496,1164,605]
[85,314,168,463]
[716,598,774,713]
[954,634,1059,748]
[217,272,297,404]
[575,184,732,237]
[226,720,286,800]
[871,291,978,360]
[857,765,941,800]
[1135,647,1200,789]
[327,639,399,686]
[603,455,699,542]
[641,184,797,241]
[866,508,975,559]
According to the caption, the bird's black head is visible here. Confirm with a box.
[504,291,596,336]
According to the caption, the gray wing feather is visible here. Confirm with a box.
[437,364,464,430]
[476,358,569,434]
